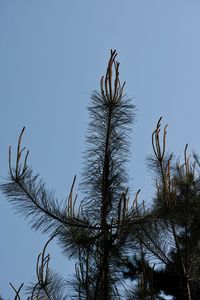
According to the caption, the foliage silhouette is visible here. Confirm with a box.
[2,50,200,299]
[125,119,200,299]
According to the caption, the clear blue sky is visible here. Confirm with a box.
[1,0,200,298]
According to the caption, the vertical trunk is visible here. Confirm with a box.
[100,107,112,300]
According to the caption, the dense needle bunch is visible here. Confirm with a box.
[82,50,135,222]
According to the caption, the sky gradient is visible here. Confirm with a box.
[1,0,200,298]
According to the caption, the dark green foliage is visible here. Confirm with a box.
[2,50,200,299]
[82,84,134,221]
[2,50,141,299]
[125,121,200,299]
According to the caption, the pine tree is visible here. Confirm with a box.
[149,123,200,299]
[125,119,200,299]
[2,50,150,299]
[4,50,200,300]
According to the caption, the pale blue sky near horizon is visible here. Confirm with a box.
[1,0,200,298]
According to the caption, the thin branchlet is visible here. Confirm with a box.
[27,235,67,300]
[9,283,24,300]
